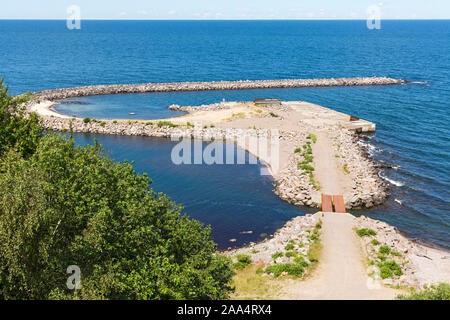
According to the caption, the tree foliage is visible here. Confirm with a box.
[0,79,234,300]
[0,77,42,158]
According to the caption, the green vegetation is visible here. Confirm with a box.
[0,77,41,158]
[271,252,284,262]
[356,228,377,237]
[396,283,450,300]
[157,120,178,128]
[0,79,234,300]
[113,120,117,124]
[379,245,391,255]
[296,136,320,191]
[264,260,306,277]
[371,239,380,246]
[284,241,295,251]
[232,254,252,270]
[83,117,91,124]
[343,164,350,175]
[378,260,403,279]
[306,133,317,144]
[269,112,279,118]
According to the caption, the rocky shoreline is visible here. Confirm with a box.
[29,77,406,101]
[356,216,450,289]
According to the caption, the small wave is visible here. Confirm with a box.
[378,172,405,187]
[394,198,403,205]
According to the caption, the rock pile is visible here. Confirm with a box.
[223,213,322,266]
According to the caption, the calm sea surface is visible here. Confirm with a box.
[1,20,448,249]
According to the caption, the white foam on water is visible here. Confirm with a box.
[394,198,403,205]
[378,172,405,187]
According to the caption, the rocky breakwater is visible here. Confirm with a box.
[30,77,407,101]
[356,216,450,289]
[330,129,387,209]
[223,213,322,277]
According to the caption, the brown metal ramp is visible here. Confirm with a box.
[321,194,346,213]
[321,194,333,212]
[333,195,346,213]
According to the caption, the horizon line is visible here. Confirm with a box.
[1,18,449,21]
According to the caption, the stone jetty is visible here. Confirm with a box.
[31,77,406,101]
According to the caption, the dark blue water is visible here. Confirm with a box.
[1,20,449,248]
[72,134,314,248]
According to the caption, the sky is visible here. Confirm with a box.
[1,0,449,20]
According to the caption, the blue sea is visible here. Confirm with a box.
[0,20,449,249]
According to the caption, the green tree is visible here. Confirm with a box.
[0,76,42,158]
[0,79,234,300]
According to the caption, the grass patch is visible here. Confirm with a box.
[356,228,377,237]
[157,120,178,128]
[231,263,281,300]
[294,147,301,153]
[396,283,450,300]
[371,239,380,246]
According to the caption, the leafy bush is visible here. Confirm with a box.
[371,239,380,246]
[232,254,252,270]
[269,112,278,117]
[379,245,391,255]
[378,260,403,279]
[284,241,295,251]
[294,148,301,153]
[83,117,91,123]
[271,252,283,262]
[264,263,304,277]
[396,283,450,300]
[356,228,377,237]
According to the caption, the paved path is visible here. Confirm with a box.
[279,212,401,300]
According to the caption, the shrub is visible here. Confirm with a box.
[83,117,91,123]
[298,163,314,172]
[306,133,317,143]
[371,239,380,246]
[264,263,304,277]
[285,251,298,258]
[356,228,377,237]
[271,252,283,262]
[379,245,391,255]
[284,243,295,251]
[294,148,301,153]
[113,120,118,124]
[378,260,403,279]
[269,112,279,117]
[396,283,450,300]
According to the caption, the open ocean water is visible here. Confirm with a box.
[0,20,448,249]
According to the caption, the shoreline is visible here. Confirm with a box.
[28,99,387,210]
